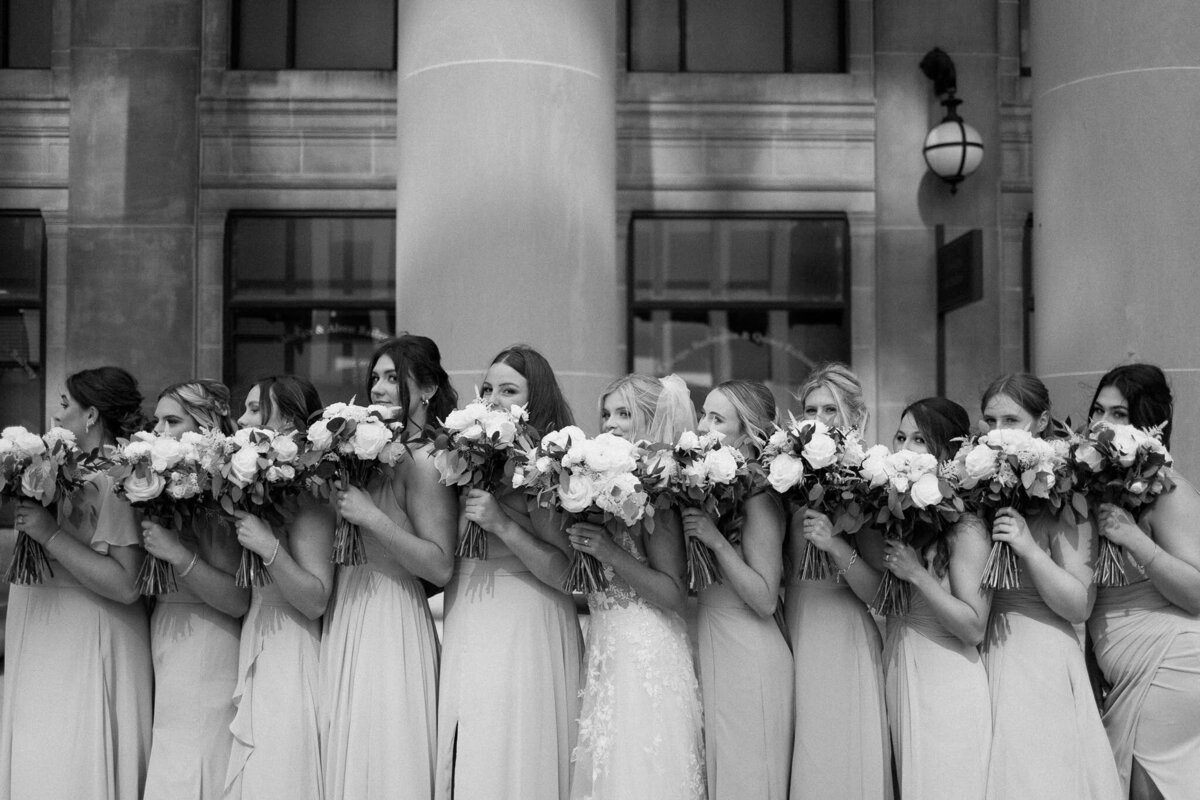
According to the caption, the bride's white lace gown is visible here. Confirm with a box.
[570,525,707,800]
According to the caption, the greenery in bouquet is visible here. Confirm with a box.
[300,401,407,566]
[1072,421,1174,587]
[433,397,537,560]
[212,426,306,587]
[951,427,1081,590]
[641,429,755,591]
[858,446,963,615]
[512,427,649,594]
[760,417,870,581]
[107,429,224,595]
[0,426,95,585]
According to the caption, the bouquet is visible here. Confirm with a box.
[433,398,536,560]
[761,418,870,581]
[642,430,755,591]
[951,428,1079,590]
[1072,421,1174,586]
[513,428,649,594]
[302,402,406,566]
[212,427,305,587]
[0,427,94,584]
[859,447,963,615]
[107,430,224,594]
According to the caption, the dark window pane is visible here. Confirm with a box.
[787,218,845,301]
[234,0,290,70]
[0,214,43,301]
[628,0,679,72]
[789,0,843,73]
[5,0,52,69]
[230,307,394,407]
[229,215,395,303]
[0,308,42,432]
[295,0,395,70]
[686,0,783,73]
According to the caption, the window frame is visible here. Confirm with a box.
[625,210,852,379]
[625,0,847,74]
[229,0,398,71]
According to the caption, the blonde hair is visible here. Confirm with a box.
[159,379,236,435]
[714,380,777,455]
[600,373,695,445]
[795,362,868,431]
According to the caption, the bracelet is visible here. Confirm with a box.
[1134,544,1161,573]
[263,538,281,567]
[177,551,199,578]
[44,529,62,547]
[836,549,859,583]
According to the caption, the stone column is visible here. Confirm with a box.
[1032,2,1200,475]
[394,0,618,429]
[65,0,201,395]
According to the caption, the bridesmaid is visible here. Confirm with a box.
[226,376,335,800]
[785,362,892,800]
[685,380,793,800]
[977,373,1121,799]
[321,334,459,800]
[879,398,992,800]
[2,367,153,800]
[141,380,248,800]
[1087,364,1200,799]
[435,345,583,800]
[568,374,706,800]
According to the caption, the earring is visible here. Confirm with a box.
[420,396,429,406]
[85,419,93,433]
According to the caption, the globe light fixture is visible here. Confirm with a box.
[920,48,984,194]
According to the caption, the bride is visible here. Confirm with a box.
[567,373,706,800]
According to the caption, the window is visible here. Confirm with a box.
[231,0,396,70]
[225,213,396,407]
[0,212,45,433]
[629,213,850,413]
[628,0,845,73]
[0,0,52,69]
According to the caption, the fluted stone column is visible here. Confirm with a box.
[394,0,618,428]
[1032,2,1200,475]
[65,0,201,393]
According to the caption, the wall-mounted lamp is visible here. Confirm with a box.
[920,48,984,194]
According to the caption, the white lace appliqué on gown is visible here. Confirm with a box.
[570,527,707,800]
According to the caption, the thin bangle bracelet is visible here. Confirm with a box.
[178,551,199,578]
[45,529,62,547]
[263,538,281,567]
[1135,544,1161,573]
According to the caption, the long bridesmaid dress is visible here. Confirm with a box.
[784,571,892,800]
[695,569,793,799]
[1090,574,1200,797]
[0,475,153,800]
[434,496,583,800]
[320,475,440,800]
[884,569,991,800]
[982,514,1122,800]
[143,515,242,800]
[570,524,706,800]
[225,529,324,800]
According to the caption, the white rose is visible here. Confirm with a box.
[272,435,299,463]
[765,428,789,452]
[307,420,334,451]
[230,428,256,449]
[266,464,295,483]
[1074,442,1103,472]
[442,407,480,432]
[9,429,45,456]
[323,402,349,417]
[768,453,805,493]
[702,447,740,484]
[20,463,54,502]
[0,438,14,455]
[558,473,596,514]
[123,471,166,503]
[1109,426,1141,467]
[910,472,945,508]
[43,427,76,448]
[149,437,186,472]
[541,425,587,451]
[483,413,517,445]
[802,432,839,469]
[675,430,702,451]
[228,446,261,487]
[840,433,867,467]
[963,444,998,482]
[351,422,393,460]
[122,440,154,461]
[859,445,892,487]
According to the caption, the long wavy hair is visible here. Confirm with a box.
[488,344,574,436]
[712,380,777,456]
[1088,363,1174,449]
[366,334,458,432]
